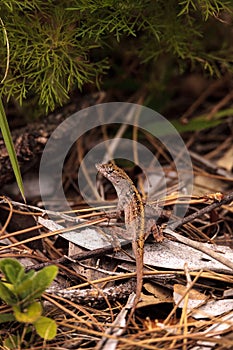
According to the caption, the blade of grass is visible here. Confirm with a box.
[0,98,25,202]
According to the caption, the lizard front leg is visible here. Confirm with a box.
[145,218,164,242]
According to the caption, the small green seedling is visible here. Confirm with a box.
[0,258,58,343]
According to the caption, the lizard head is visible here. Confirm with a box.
[95,162,131,185]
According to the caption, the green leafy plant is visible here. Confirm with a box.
[0,98,25,201]
[0,258,58,343]
[0,14,25,200]
[0,0,232,114]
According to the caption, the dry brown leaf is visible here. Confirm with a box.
[137,283,173,308]
[173,283,208,310]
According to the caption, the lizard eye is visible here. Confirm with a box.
[107,166,114,174]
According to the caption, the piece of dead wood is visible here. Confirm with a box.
[95,293,136,350]
[46,281,136,305]
[165,228,233,271]
[169,191,233,230]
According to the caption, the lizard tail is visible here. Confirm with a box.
[127,241,144,323]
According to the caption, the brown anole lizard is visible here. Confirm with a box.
[96,162,147,320]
